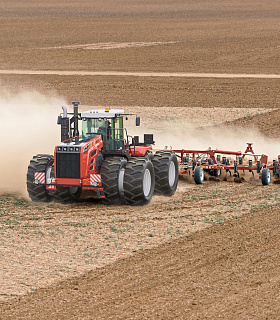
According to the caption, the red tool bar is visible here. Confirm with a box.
[213,150,242,156]
[173,149,242,156]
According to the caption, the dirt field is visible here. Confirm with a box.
[1,0,280,319]
[1,205,279,319]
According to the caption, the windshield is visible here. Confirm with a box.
[82,118,106,140]
[81,117,125,150]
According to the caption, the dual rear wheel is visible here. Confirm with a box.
[152,151,179,196]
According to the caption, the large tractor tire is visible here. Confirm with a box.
[152,151,179,196]
[123,158,155,206]
[100,157,127,205]
[26,154,54,202]
[53,187,82,204]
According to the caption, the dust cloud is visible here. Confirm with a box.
[0,88,66,196]
[153,124,280,160]
[122,111,280,160]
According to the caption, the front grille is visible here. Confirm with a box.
[56,153,80,179]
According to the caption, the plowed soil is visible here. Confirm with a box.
[1,206,279,320]
[1,0,280,319]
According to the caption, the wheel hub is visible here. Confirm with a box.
[200,169,204,180]
[168,161,176,187]
[118,168,125,195]
[143,168,152,197]
[266,171,271,184]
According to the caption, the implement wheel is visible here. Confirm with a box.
[100,157,126,205]
[152,151,179,196]
[123,158,155,206]
[261,168,271,186]
[26,154,54,202]
[194,166,204,184]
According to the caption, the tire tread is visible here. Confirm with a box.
[152,151,179,196]
[26,155,53,202]
[123,158,155,206]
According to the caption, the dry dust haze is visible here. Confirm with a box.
[0,88,65,196]
[153,124,280,160]
[128,117,280,160]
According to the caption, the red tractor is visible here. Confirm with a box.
[27,102,179,205]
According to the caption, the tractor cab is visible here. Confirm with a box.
[57,102,150,157]
[81,108,126,152]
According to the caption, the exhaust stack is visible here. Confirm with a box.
[72,101,80,144]
[62,104,67,118]
[58,104,70,142]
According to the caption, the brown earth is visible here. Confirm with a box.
[1,203,279,320]
[224,108,280,138]
[1,0,280,319]
[1,74,280,110]
[1,0,280,74]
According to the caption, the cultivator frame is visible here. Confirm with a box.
[174,143,280,185]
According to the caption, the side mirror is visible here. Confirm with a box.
[136,117,140,126]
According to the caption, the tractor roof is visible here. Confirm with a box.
[81,109,124,119]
